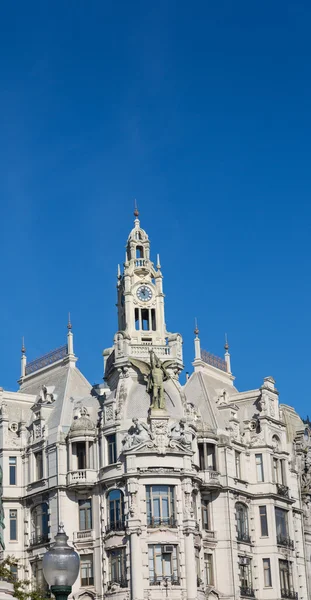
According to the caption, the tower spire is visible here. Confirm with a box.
[21,337,27,378]
[134,199,139,218]
[194,318,201,360]
[67,313,74,357]
[224,333,231,373]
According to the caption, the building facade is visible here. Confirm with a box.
[1,213,311,600]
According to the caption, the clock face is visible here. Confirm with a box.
[137,285,153,302]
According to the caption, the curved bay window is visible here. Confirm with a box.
[236,503,250,543]
[146,485,176,527]
[107,489,124,532]
[31,503,49,546]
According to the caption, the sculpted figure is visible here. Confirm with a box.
[122,418,153,450]
[129,351,173,410]
[169,419,193,448]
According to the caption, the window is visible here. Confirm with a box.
[146,486,176,527]
[204,554,214,586]
[107,490,124,531]
[236,503,250,543]
[10,564,18,581]
[195,548,201,586]
[198,443,216,471]
[9,457,17,485]
[259,506,268,537]
[279,560,293,597]
[235,451,241,479]
[141,309,149,331]
[109,548,127,587]
[275,507,290,545]
[136,245,144,258]
[31,503,49,544]
[238,557,253,596]
[107,434,117,464]
[79,500,92,531]
[263,558,272,587]
[32,559,48,592]
[35,451,43,480]
[255,454,264,482]
[135,308,140,330]
[201,498,210,531]
[9,510,17,540]
[151,309,156,331]
[148,545,179,584]
[76,442,86,470]
[80,554,94,587]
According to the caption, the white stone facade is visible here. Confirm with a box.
[1,214,311,600]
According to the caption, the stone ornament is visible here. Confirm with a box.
[122,418,153,451]
[129,351,174,410]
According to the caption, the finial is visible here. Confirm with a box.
[224,333,229,351]
[194,318,199,336]
[134,199,139,218]
[67,312,72,331]
[58,522,65,533]
[156,253,161,269]
[117,264,121,278]
[21,337,26,354]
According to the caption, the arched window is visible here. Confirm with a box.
[136,245,144,258]
[236,503,250,543]
[31,503,49,545]
[272,435,281,451]
[107,489,124,532]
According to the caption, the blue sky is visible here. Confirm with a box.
[0,1,310,416]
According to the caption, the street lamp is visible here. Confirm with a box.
[42,524,80,600]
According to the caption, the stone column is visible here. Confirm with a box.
[127,524,143,600]
[183,522,197,600]
[85,440,89,469]
[68,440,72,471]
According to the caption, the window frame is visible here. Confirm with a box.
[80,553,94,587]
[259,505,268,537]
[34,451,44,481]
[146,485,176,527]
[236,503,250,542]
[108,547,127,587]
[255,453,264,482]
[204,553,214,586]
[106,434,117,465]
[148,544,179,584]
[263,558,272,588]
[201,498,210,531]
[79,499,92,531]
[9,457,17,486]
[107,489,124,531]
[9,509,17,541]
[279,559,293,595]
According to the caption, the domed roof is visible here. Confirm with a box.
[69,416,96,438]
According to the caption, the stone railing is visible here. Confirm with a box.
[67,469,97,487]
[129,345,171,358]
[201,349,227,372]
[200,470,221,487]
[25,345,68,375]
[73,529,95,542]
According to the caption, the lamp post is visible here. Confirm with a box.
[42,524,80,600]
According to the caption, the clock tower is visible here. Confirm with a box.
[104,209,183,378]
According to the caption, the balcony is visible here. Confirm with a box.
[106,521,125,534]
[73,529,95,543]
[281,590,298,600]
[240,586,255,598]
[277,484,290,498]
[29,533,49,546]
[200,470,222,489]
[202,527,216,539]
[237,532,251,544]
[147,517,177,528]
[67,469,97,488]
[150,576,180,586]
[277,534,294,549]
[129,344,171,359]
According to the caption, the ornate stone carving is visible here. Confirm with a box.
[169,419,194,448]
[122,419,153,451]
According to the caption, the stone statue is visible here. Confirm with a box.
[169,419,194,448]
[129,351,173,410]
[122,418,153,450]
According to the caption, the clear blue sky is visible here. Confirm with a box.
[0,1,310,417]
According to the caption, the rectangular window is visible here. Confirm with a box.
[9,510,17,540]
[10,564,18,581]
[195,548,201,586]
[151,309,156,331]
[141,309,149,331]
[135,308,140,331]
[204,553,214,586]
[201,499,210,530]
[9,457,17,485]
[263,558,272,587]
[146,486,176,527]
[239,557,253,594]
[148,545,179,584]
[32,559,47,592]
[259,506,268,537]
[255,454,264,482]
[76,442,86,470]
[80,554,94,587]
[279,560,293,596]
[79,500,92,531]
[235,451,241,479]
[275,507,288,541]
[107,434,117,464]
[35,451,43,480]
[198,443,216,471]
[109,548,127,587]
